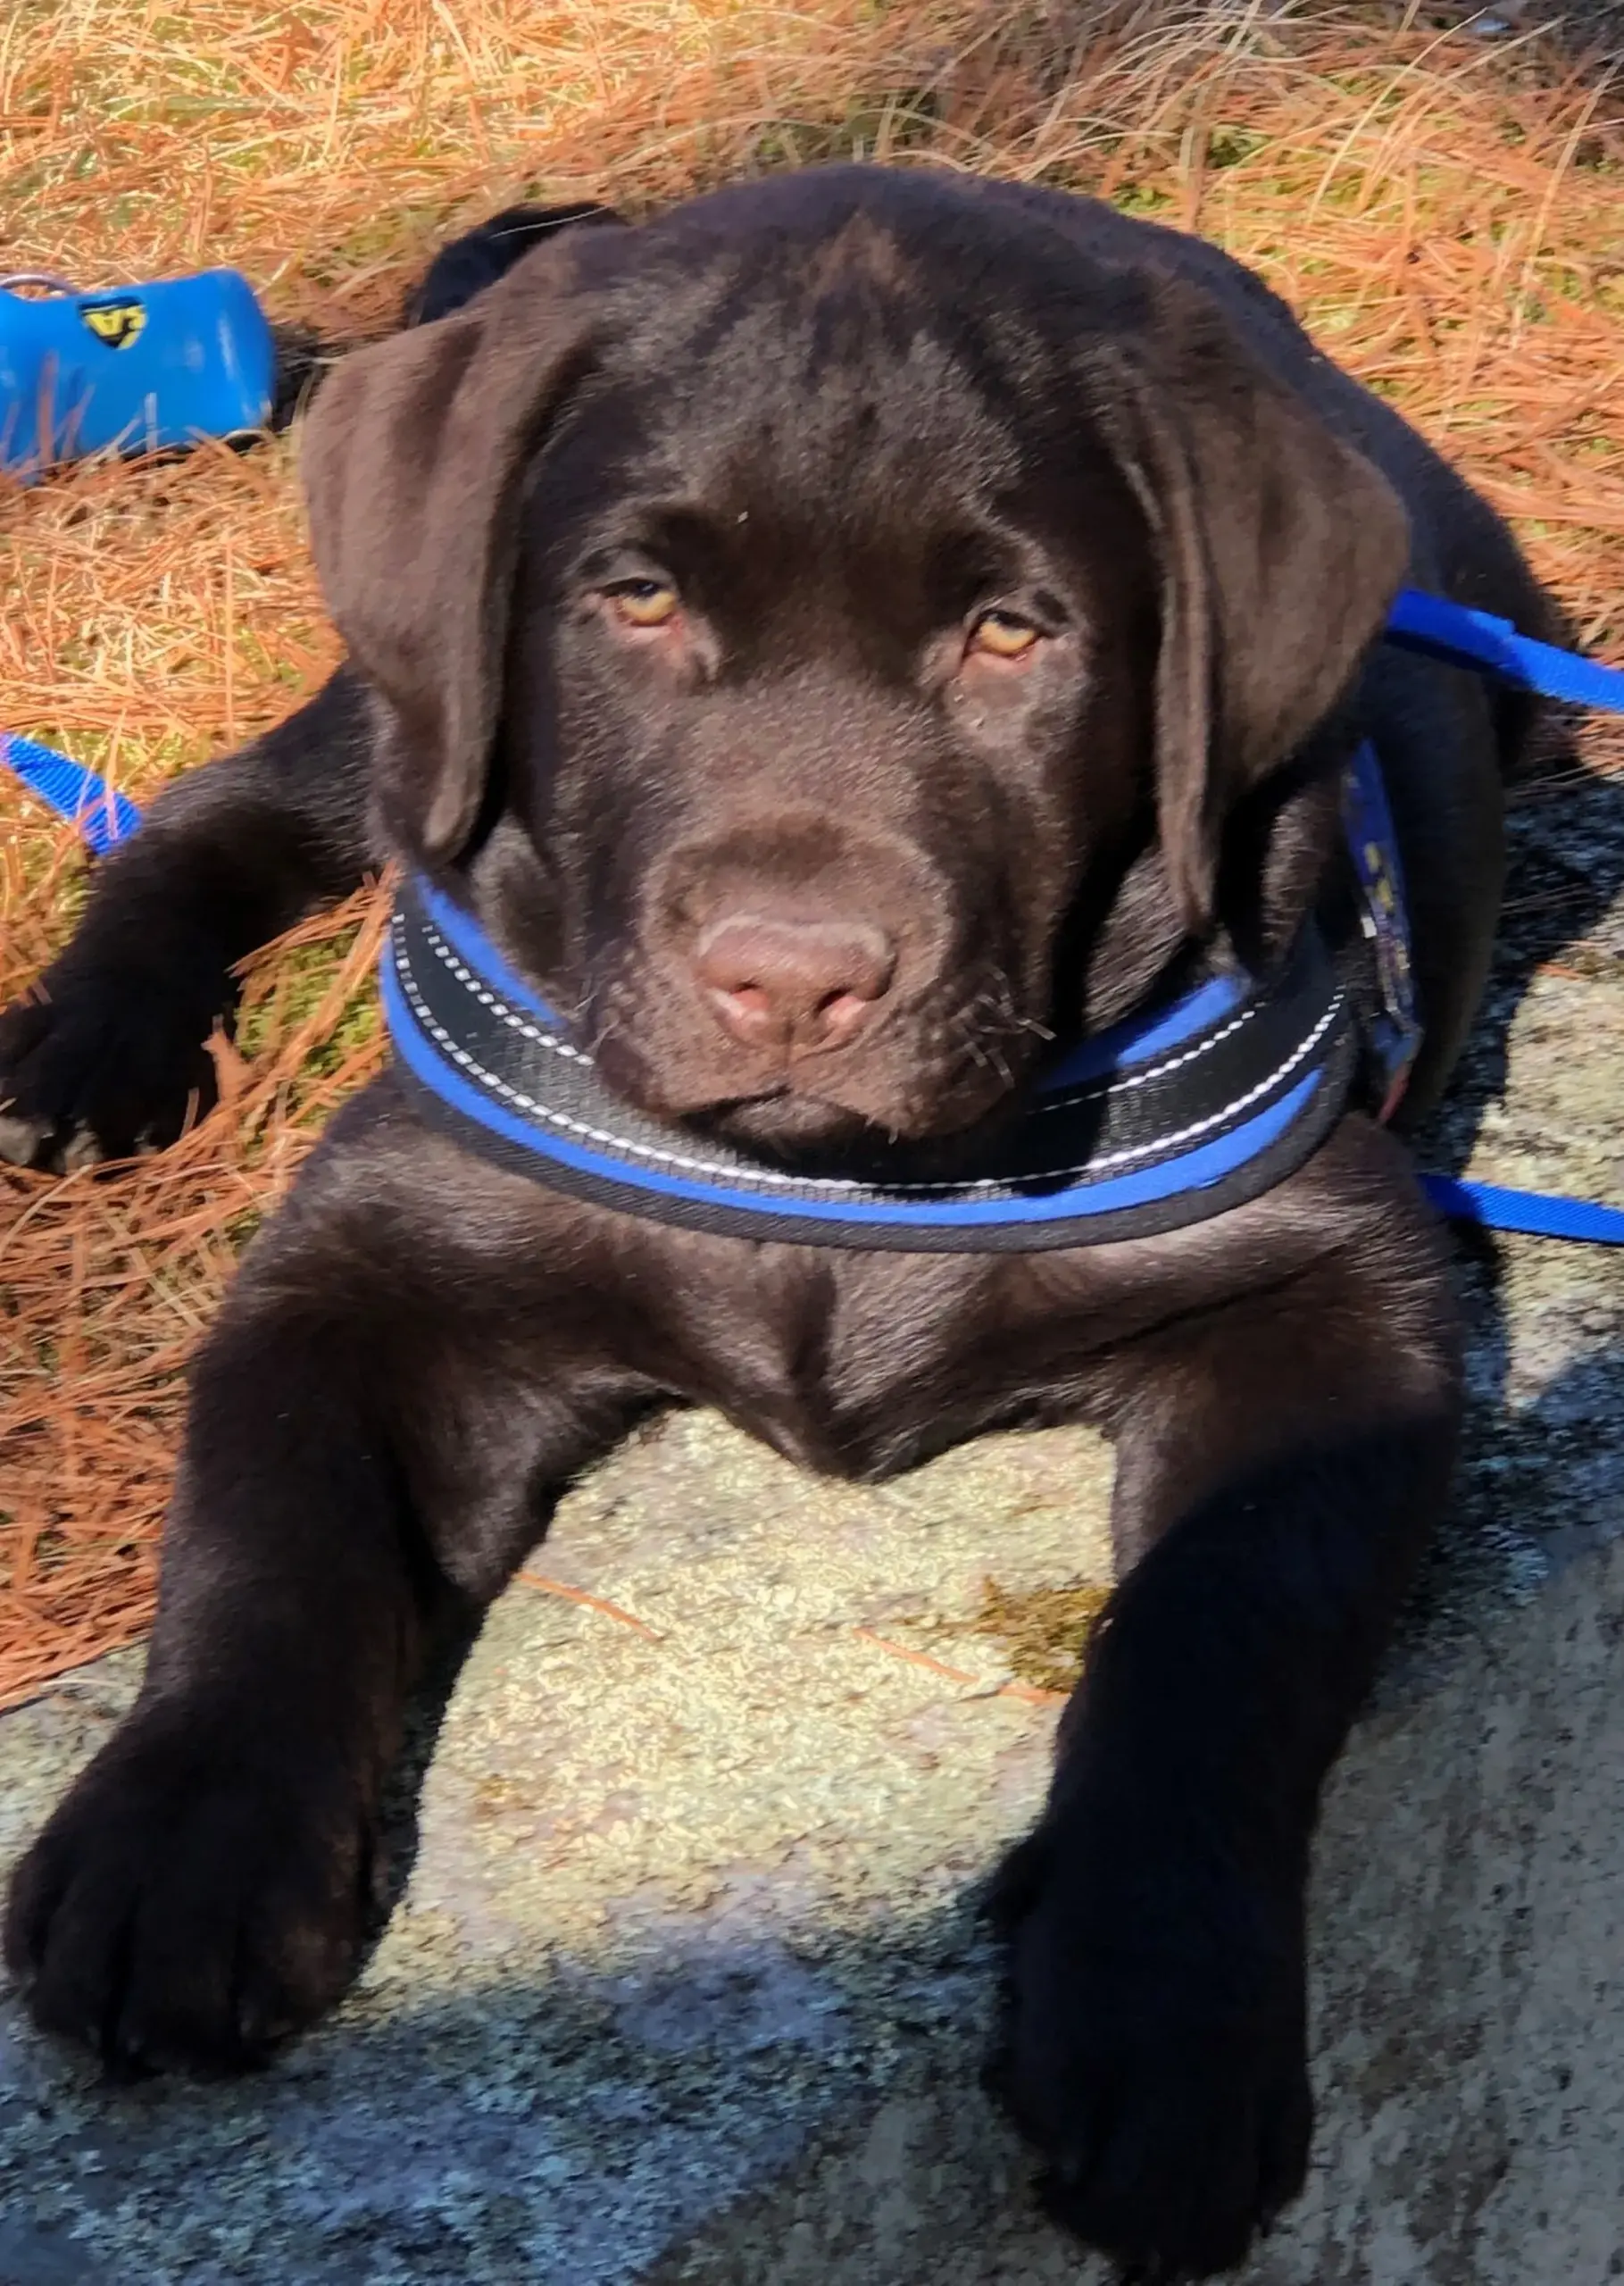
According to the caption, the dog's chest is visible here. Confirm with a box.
[663,1243,1099,1481]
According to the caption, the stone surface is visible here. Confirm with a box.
[0,1422,1113,2286]
[1,768,1621,2282]
[644,1535,1624,2286]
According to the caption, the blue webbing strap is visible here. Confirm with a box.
[0,728,140,855]
[1420,1173,1624,1247]
[1386,588,1624,713]
[4,589,1624,1244]
[1382,590,1624,1242]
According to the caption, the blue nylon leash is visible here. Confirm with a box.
[1420,1172,1624,1246]
[4,588,1623,1244]
[1386,588,1624,713]
[0,728,140,855]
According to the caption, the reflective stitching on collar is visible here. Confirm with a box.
[1034,999,1261,1113]
[421,927,590,1064]
[394,914,1345,1197]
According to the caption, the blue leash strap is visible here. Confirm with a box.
[4,590,1624,1242]
[0,728,140,855]
[5,588,1622,848]
[9,587,1620,857]
[1420,1173,1624,1247]
[1386,588,1624,713]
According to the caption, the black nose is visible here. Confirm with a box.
[693,912,896,1053]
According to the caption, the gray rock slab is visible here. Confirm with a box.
[0,1422,1114,2286]
[2,771,1622,2282]
[645,1533,1624,2286]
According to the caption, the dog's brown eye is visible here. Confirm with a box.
[606,579,679,630]
[970,610,1039,660]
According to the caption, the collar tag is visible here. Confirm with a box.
[1341,739,1422,1122]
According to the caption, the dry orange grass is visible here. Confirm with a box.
[3,0,1622,1708]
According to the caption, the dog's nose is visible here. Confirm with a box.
[693,913,895,1053]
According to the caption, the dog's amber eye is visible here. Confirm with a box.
[606,579,680,629]
[970,610,1039,660]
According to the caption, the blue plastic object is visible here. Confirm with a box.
[0,269,275,481]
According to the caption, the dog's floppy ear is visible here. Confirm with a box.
[1094,281,1410,935]
[300,233,608,860]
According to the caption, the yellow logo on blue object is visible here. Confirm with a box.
[79,298,147,349]
[3,269,272,480]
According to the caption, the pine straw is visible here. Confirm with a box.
[3,0,1622,1709]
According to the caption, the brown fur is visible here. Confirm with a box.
[1,169,1553,2279]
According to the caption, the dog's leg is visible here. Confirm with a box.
[989,1120,1461,2281]
[0,667,379,1168]
[3,1107,654,2071]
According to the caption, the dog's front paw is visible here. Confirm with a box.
[986,1823,1312,2282]
[4,1713,377,2074]
[0,952,223,1172]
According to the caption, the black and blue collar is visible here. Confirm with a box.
[380,848,1363,1254]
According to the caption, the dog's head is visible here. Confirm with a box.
[303,168,1406,1164]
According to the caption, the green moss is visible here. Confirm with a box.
[236,930,376,1066]
[743,88,941,175]
[1207,126,1269,171]
[950,1575,1110,1696]
[1112,181,1173,219]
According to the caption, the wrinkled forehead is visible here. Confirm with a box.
[541,220,1038,546]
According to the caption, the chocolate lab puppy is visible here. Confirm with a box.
[1,168,1549,2278]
